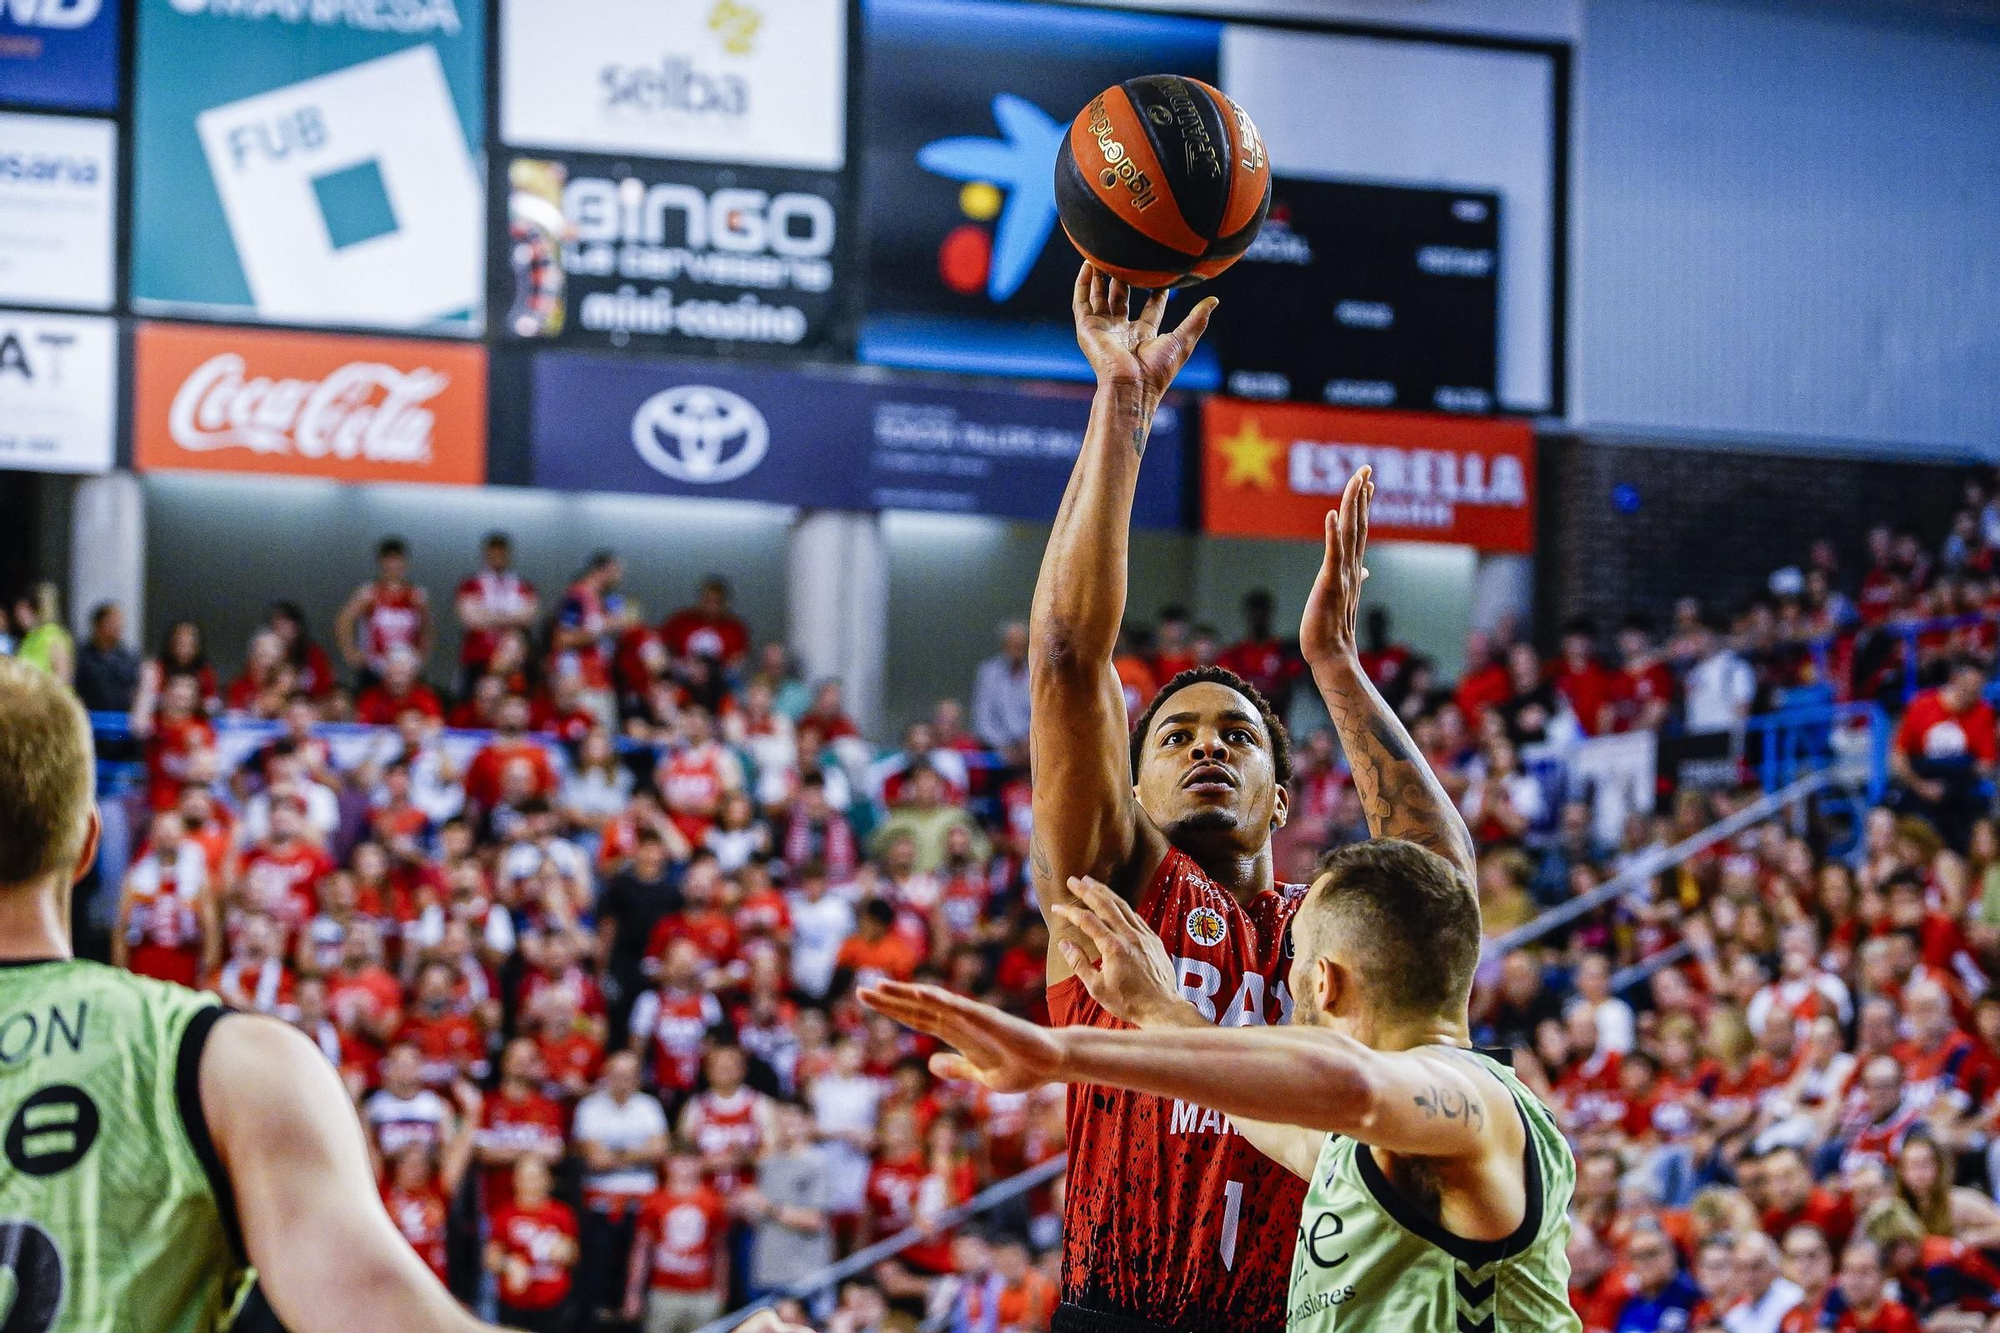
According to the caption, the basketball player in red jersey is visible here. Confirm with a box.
[1029,266,1477,1333]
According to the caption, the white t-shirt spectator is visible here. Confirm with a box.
[810,1073,882,1214]
[788,891,857,999]
[1589,995,1636,1055]
[363,1088,452,1160]
[572,1088,669,1199]
[1685,649,1757,733]
[1724,1278,1804,1333]
[499,837,590,893]
[242,780,341,845]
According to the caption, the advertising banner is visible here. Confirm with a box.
[530,351,1186,527]
[1212,178,1499,412]
[1201,398,1533,552]
[500,0,847,170]
[130,0,485,332]
[0,310,116,475]
[500,150,847,355]
[133,322,487,486]
[858,0,1221,383]
[0,0,120,111]
[0,112,116,310]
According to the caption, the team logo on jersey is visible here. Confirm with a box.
[1185,905,1227,948]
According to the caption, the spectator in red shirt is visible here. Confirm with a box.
[625,1146,729,1333]
[1894,980,1992,1116]
[1150,604,1197,681]
[1857,528,1903,626]
[530,675,596,749]
[478,1038,569,1217]
[466,696,560,812]
[660,576,752,670]
[456,531,540,693]
[325,923,403,1083]
[799,678,860,743]
[115,810,218,988]
[267,600,337,700]
[383,1125,473,1288]
[1891,660,1995,850]
[1615,615,1678,732]
[1570,1227,1629,1333]
[1217,587,1303,715]
[551,550,632,730]
[1454,628,1513,729]
[354,647,443,727]
[1761,1147,1855,1254]
[1778,1225,1836,1333]
[1553,618,1623,736]
[488,1155,579,1333]
[335,536,433,685]
[226,629,298,719]
[401,960,490,1089]
[1833,1238,1918,1333]
[134,672,217,811]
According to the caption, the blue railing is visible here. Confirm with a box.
[1804,611,2000,706]
[1745,699,1891,804]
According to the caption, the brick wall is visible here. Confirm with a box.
[1535,435,1976,644]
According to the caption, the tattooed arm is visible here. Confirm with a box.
[1298,467,1477,881]
[861,981,1515,1161]
[1028,267,1217,983]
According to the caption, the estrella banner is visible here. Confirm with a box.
[133,322,487,486]
[0,0,121,112]
[858,0,1220,384]
[130,0,485,332]
[530,351,1188,528]
[1202,398,1534,552]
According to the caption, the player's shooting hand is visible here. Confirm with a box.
[1051,876,1191,1028]
[1072,263,1216,404]
[1300,466,1374,670]
[859,981,1064,1093]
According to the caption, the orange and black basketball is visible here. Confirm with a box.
[1054,74,1272,288]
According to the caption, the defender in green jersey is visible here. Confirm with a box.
[863,468,1580,1333]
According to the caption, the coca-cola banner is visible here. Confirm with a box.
[1201,397,1534,553]
[132,322,487,486]
[499,150,849,355]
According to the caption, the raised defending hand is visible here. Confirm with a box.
[859,981,1064,1093]
[1300,466,1374,669]
[1072,263,1217,403]
[1050,876,1190,1027]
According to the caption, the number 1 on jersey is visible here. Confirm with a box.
[1220,1178,1243,1271]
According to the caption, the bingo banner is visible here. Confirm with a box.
[530,351,1188,527]
[1202,398,1534,552]
[130,0,485,332]
[499,150,847,355]
[133,321,487,486]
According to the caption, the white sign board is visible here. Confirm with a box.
[0,112,117,310]
[500,0,847,169]
[0,310,117,475]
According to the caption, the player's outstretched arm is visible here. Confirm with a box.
[1300,467,1476,881]
[861,980,1507,1159]
[1049,877,1326,1178]
[1029,264,1215,978]
[201,1014,494,1333]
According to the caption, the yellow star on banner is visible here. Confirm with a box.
[1216,416,1282,489]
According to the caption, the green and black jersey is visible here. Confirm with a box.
[0,959,248,1333]
[1287,1048,1581,1333]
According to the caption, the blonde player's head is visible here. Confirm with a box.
[1288,838,1481,1041]
[0,657,99,893]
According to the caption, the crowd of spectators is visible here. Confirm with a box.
[13,471,2000,1333]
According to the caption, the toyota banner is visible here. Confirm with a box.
[529,351,1187,528]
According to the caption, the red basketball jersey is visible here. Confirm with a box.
[1048,847,1308,1331]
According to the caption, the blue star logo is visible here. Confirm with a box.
[917,93,1067,303]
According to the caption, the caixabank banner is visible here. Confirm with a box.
[1202,398,1533,552]
[0,0,121,111]
[500,0,846,171]
[858,0,1221,383]
[530,351,1187,527]
[133,321,487,486]
[130,0,485,333]
[0,309,117,475]
[500,150,847,355]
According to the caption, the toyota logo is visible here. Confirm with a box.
[630,385,770,484]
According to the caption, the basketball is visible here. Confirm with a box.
[1053,74,1273,288]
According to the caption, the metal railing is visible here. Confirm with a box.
[1482,766,1843,958]
[694,1155,1067,1333]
